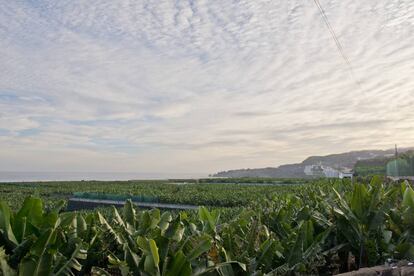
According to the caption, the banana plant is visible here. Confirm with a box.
[387,182,414,259]
[98,203,246,275]
[0,197,88,275]
[331,177,395,268]
[1,178,414,275]
[0,247,16,276]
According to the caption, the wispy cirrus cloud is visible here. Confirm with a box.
[0,0,413,173]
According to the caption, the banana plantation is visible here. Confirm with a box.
[0,178,413,275]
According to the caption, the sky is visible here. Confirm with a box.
[0,0,414,175]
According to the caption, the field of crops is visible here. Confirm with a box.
[0,179,306,211]
[0,177,413,275]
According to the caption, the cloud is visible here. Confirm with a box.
[0,0,414,174]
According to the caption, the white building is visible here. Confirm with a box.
[324,166,340,178]
[339,172,353,179]
[304,164,340,178]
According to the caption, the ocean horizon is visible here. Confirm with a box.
[0,171,208,182]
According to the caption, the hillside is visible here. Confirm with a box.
[214,164,307,178]
[212,148,413,178]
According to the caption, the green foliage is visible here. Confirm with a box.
[387,157,414,177]
[0,196,87,276]
[0,247,16,276]
[354,158,389,176]
[0,179,413,275]
[354,152,414,177]
[0,179,305,211]
[73,192,160,203]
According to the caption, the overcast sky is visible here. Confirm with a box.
[0,0,413,174]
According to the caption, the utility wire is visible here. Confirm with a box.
[312,0,363,90]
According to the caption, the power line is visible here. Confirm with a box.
[312,0,363,91]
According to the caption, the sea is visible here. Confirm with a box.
[0,171,208,182]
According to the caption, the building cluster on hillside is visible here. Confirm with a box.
[304,164,353,179]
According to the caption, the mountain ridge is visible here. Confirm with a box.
[212,147,414,178]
